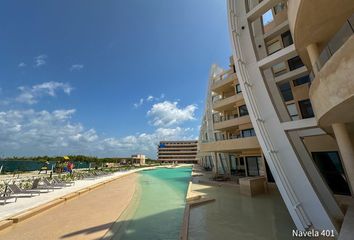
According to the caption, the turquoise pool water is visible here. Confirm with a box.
[112,167,192,240]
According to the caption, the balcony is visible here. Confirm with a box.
[158,155,197,158]
[199,136,260,153]
[288,0,354,68]
[212,94,242,112]
[214,115,251,131]
[211,72,237,94]
[309,17,354,126]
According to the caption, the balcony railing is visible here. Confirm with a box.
[212,93,237,105]
[213,69,234,83]
[310,13,354,81]
[213,114,239,123]
[211,95,221,103]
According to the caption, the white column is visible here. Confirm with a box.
[306,43,320,74]
[332,123,354,195]
[212,152,218,175]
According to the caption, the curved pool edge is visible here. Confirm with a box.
[103,174,142,240]
[108,166,192,240]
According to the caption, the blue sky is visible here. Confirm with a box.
[0,0,231,158]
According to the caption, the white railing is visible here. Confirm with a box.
[213,68,234,83]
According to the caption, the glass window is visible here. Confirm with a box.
[328,21,353,54]
[239,105,249,116]
[286,103,299,120]
[229,155,237,173]
[288,56,304,71]
[293,75,310,86]
[272,62,287,77]
[312,152,351,195]
[281,30,293,47]
[317,47,331,70]
[299,99,314,118]
[241,128,256,138]
[239,157,244,166]
[278,82,294,102]
[273,2,285,15]
[267,40,282,55]
[246,156,260,176]
[235,84,242,94]
[262,9,274,26]
[214,132,224,141]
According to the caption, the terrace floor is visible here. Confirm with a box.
[188,171,297,240]
[0,173,137,240]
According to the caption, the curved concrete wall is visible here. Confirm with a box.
[310,37,354,126]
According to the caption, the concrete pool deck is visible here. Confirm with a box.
[0,172,138,240]
[0,165,183,223]
[185,167,297,240]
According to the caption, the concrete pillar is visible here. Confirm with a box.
[332,123,354,195]
[244,156,249,177]
[212,152,218,175]
[224,153,231,176]
[306,43,320,74]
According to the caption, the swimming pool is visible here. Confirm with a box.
[110,167,192,240]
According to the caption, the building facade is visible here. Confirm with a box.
[131,154,146,165]
[198,58,269,180]
[157,140,198,164]
[227,0,354,235]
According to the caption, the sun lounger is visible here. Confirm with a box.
[0,186,18,205]
[53,177,75,186]
[31,178,54,192]
[7,184,41,197]
[0,194,17,205]
[42,178,64,188]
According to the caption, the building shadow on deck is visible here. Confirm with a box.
[60,208,185,240]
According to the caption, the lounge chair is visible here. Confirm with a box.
[0,194,17,205]
[7,184,41,197]
[42,178,64,188]
[53,176,75,186]
[31,178,54,192]
[0,186,18,205]
[83,172,96,179]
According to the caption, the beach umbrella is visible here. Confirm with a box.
[63,156,70,160]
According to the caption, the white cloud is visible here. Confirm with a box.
[16,81,73,104]
[0,109,98,154]
[133,98,144,108]
[0,109,195,157]
[147,93,165,101]
[70,64,84,71]
[18,62,26,68]
[147,101,197,127]
[133,94,166,108]
[34,55,47,67]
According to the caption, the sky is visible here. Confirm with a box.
[0,0,231,158]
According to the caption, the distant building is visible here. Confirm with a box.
[198,58,264,178]
[157,140,198,164]
[131,154,146,165]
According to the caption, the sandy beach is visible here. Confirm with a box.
[0,173,138,240]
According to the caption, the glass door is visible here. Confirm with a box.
[246,156,260,176]
[229,155,237,175]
